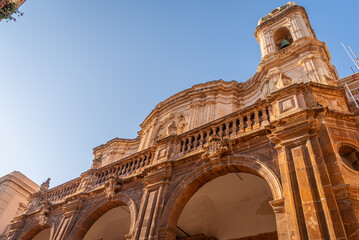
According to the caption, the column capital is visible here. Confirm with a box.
[63,196,85,217]
[143,165,172,191]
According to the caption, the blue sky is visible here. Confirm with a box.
[1,0,358,187]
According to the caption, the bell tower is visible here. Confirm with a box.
[255,2,338,93]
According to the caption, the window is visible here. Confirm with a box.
[339,145,359,171]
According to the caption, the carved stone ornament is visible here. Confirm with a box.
[104,173,122,199]
[167,121,177,136]
[276,73,292,89]
[6,215,26,240]
[321,74,336,85]
[40,178,50,192]
[91,152,102,169]
[38,200,51,226]
[202,134,228,163]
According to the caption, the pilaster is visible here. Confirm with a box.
[134,165,172,240]
[51,197,84,240]
[267,109,351,239]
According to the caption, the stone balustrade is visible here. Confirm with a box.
[92,149,154,188]
[26,148,156,212]
[177,102,271,156]
[41,178,81,204]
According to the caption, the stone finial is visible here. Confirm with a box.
[40,178,50,192]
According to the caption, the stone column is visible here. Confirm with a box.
[134,165,172,240]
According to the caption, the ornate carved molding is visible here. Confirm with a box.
[201,134,229,164]
[63,197,85,217]
[38,200,52,226]
[143,165,173,191]
[104,173,122,199]
[6,215,26,239]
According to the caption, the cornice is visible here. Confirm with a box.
[255,5,308,37]
[258,38,327,71]
[93,137,140,152]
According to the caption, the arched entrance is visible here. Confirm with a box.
[68,196,137,240]
[159,156,286,240]
[83,205,131,240]
[19,223,52,240]
[176,173,277,239]
[31,228,51,240]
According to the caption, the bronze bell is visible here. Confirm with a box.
[280,39,291,49]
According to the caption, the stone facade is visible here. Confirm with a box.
[6,2,359,240]
[0,172,39,239]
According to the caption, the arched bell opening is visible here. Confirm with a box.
[274,27,293,50]
[176,173,277,240]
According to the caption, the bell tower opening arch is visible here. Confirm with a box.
[158,156,287,240]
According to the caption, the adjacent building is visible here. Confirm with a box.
[0,172,39,239]
[6,2,359,240]
[338,72,359,108]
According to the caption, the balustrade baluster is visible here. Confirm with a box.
[267,105,274,122]
[199,132,204,147]
[218,125,223,137]
[225,122,230,138]
[130,162,135,172]
[205,130,210,144]
[193,135,198,149]
[233,120,237,135]
[183,138,189,152]
[187,137,192,152]
[243,115,248,132]
[262,106,269,124]
[253,110,260,129]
